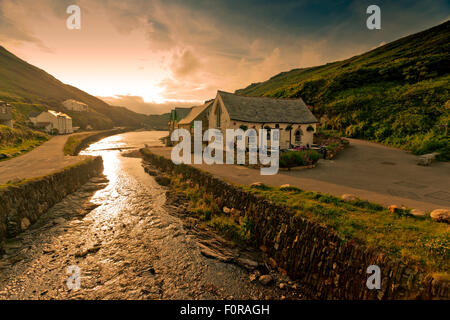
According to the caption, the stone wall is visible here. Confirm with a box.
[0,157,103,242]
[141,149,449,300]
[71,128,128,156]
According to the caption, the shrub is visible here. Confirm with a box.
[279,150,320,168]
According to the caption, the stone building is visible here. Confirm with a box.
[178,101,213,134]
[62,99,88,112]
[208,91,318,149]
[168,107,192,135]
[0,101,13,128]
[29,110,73,134]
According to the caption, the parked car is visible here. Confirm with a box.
[310,144,327,158]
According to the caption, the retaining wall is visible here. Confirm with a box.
[71,128,128,156]
[141,149,448,300]
[0,157,103,242]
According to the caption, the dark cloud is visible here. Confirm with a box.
[1,0,448,101]
[0,4,52,51]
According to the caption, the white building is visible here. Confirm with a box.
[29,110,73,134]
[208,91,318,149]
[62,99,88,112]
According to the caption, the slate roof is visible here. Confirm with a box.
[178,101,213,125]
[28,111,41,118]
[28,110,72,119]
[48,110,71,119]
[170,107,192,121]
[35,122,52,128]
[217,91,318,124]
[63,99,88,106]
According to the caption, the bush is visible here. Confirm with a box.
[279,150,320,168]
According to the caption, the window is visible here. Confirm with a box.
[265,126,271,140]
[295,129,302,144]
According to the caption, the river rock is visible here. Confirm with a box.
[269,257,278,269]
[145,169,158,176]
[20,218,31,231]
[223,206,231,214]
[410,209,426,217]
[236,257,259,270]
[230,208,241,216]
[259,274,273,285]
[388,205,405,214]
[250,182,262,187]
[155,176,171,186]
[90,177,109,184]
[53,217,67,225]
[430,209,450,223]
[341,194,357,202]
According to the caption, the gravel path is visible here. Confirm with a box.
[0,134,87,185]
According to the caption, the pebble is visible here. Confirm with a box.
[259,274,273,286]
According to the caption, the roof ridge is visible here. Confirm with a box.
[219,90,305,102]
[217,90,317,124]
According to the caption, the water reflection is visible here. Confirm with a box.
[79,131,167,218]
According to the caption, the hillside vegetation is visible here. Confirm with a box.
[0,124,48,160]
[0,46,153,130]
[147,113,171,130]
[237,21,450,160]
[244,184,449,274]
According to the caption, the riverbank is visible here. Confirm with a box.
[64,128,130,156]
[0,128,134,243]
[0,131,294,299]
[0,156,103,243]
[147,143,450,211]
[140,148,449,299]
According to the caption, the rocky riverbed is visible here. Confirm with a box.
[0,131,305,300]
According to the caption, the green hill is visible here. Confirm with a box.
[236,21,450,160]
[0,46,153,130]
[147,113,171,130]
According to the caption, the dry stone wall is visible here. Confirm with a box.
[141,149,449,300]
[71,128,127,156]
[0,157,103,241]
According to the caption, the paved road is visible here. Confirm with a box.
[150,139,450,211]
[0,134,87,185]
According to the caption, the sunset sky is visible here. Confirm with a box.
[0,0,448,114]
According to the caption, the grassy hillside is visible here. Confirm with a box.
[0,124,48,160]
[0,46,152,130]
[237,21,450,160]
[147,113,170,130]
